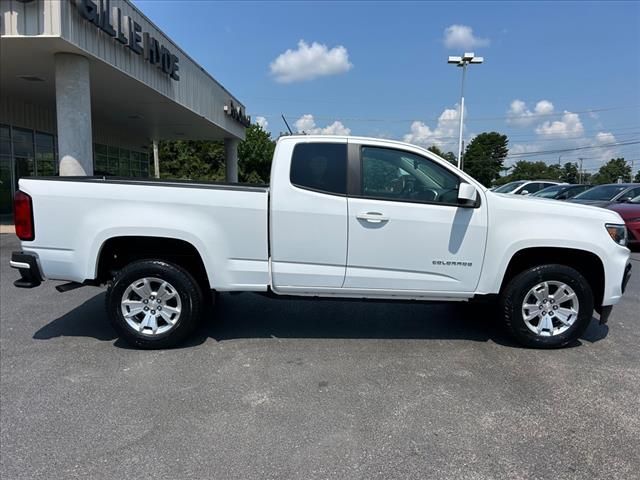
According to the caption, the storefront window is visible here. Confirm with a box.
[13,128,35,189]
[35,132,56,176]
[0,125,12,215]
[94,143,149,177]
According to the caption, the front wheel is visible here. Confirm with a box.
[106,259,204,349]
[501,264,594,348]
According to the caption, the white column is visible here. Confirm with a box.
[153,140,160,178]
[55,53,93,176]
[225,138,239,183]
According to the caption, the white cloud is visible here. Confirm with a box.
[535,111,584,138]
[255,116,269,130]
[443,25,490,49]
[507,99,555,126]
[595,131,616,144]
[294,114,351,135]
[403,105,463,152]
[269,40,353,83]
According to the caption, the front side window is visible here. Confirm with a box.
[290,142,347,195]
[360,146,460,204]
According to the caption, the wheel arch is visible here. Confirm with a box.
[95,236,210,290]
[499,247,605,307]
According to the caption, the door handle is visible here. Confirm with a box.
[356,212,389,223]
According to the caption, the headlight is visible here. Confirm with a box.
[605,223,628,246]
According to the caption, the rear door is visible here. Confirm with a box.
[270,140,348,288]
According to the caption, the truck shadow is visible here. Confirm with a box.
[33,291,609,349]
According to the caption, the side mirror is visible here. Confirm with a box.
[519,190,529,195]
[458,183,477,206]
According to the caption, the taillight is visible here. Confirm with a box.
[14,190,34,241]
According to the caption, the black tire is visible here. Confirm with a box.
[106,259,204,349]
[501,264,594,349]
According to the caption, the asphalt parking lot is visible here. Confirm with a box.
[1,233,639,480]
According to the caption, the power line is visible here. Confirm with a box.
[505,140,640,159]
[251,104,640,125]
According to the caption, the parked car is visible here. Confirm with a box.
[570,183,640,207]
[606,194,640,249]
[492,180,563,196]
[532,184,592,200]
[10,135,632,349]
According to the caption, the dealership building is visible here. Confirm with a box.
[0,0,250,216]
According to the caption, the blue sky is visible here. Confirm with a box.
[134,1,640,173]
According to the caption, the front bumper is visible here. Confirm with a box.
[600,262,632,325]
[622,262,632,294]
[10,251,43,288]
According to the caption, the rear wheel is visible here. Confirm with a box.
[106,259,203,349]
[501,264,594,348]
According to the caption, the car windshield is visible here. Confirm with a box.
[573,185,628,201]
[493,181,527,193]
[532,185,564,198]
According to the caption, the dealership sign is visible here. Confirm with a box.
[224,101,251,128]
[73,0,180,81]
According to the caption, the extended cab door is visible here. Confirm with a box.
[270,139,348,288]
[344,142,488,293]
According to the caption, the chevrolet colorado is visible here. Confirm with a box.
[10,135,632,348]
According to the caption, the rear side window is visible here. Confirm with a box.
[290,143,347,195]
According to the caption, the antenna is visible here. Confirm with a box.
[281,114,293,135]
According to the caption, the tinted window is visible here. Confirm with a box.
[574,184,628,201]
[625,187,640,198]
[520,183,542,194]
[361,147,460,204]
[493,181,527,193]
[565,185,590,198]
[532,185,563,198]
[290,143,347,195]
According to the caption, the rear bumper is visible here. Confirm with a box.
[10,251,43,288]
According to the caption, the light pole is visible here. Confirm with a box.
[448,52,483,170]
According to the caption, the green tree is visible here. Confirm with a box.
[559,162,580,183]
[157,124,276,184]
[591,158,631,184]
[428,145,456,165]
[635,170,640,182]
[238,124,276,183]
[158,140,225,181]
[463,132,509,187]
[499,161,561,183]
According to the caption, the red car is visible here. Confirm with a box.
[607,194,640,249]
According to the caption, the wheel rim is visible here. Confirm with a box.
[521,281,580,337]
[120,277,182,336]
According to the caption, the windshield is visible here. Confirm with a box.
[573,185,628,201]
[532,185,564,198]
[493,181,527,193]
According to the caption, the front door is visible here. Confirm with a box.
[344,144,488,293]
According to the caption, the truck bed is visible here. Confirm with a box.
[17,176,271,291]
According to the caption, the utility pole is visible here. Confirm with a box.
[578,158,584,184]
[448,52,483,170]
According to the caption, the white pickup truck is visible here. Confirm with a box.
[11,135,632,349]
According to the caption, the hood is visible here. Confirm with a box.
[568,199,612,208]
[606,202,640,220]
[490,191,623,222]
